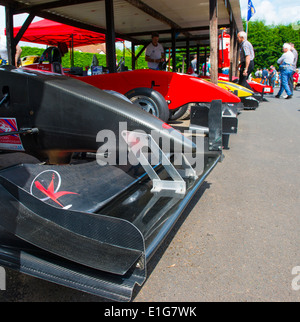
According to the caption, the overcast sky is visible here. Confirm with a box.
[0,1,299,44]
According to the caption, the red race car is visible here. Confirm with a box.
[70,69,241,122]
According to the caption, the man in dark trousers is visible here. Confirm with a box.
[237,31,255,89]
[261,67,269,85]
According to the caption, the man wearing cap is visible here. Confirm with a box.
[145,32,165,70]
[275,43,294,99]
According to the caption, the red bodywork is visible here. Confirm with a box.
[70,69,240,110]
[247,80,273,94]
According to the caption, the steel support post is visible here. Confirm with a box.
[105,0,117,73]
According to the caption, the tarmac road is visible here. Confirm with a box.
[0,88,299,302]
[134,90,300,302]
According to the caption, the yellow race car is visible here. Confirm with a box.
[207,79,259,109]
[21,55,40,66]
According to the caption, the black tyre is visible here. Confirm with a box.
[180,106,191,120]
[169,104,189,121]
[125,87,170,122]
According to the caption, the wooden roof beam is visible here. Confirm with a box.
[127,24,231,37]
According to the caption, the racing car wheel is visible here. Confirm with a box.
[125,87,169,122]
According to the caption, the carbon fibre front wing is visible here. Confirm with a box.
[0,101,223,302]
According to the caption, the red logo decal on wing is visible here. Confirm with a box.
[30,170,78,209]
[34,174,78,207]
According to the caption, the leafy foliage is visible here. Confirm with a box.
[20,45,149,70]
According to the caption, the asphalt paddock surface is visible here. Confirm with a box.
[0,89,299,302]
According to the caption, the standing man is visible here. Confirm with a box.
[261,67,269,84]
[289,43,298,94]
[275,43,294,99]
[268,65,276,89]
[237,31,255,89]
[145,32,165,70]
[191,54,198,73]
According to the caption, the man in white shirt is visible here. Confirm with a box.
[0,34,22,67]
[289,43,298,94]
[145,32,165,70]
[275,43,294,99]
[191,55,198,73]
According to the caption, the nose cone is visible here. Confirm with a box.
[122,119,197,157]
[109,93,196,154]
[1,66,196,160]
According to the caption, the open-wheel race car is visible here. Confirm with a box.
[200,75,260,109]
[0,65,224,301]
[70,69,242,121]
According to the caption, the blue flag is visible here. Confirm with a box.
[247,0,256,21]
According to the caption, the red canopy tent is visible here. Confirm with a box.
[9,19,123,68]
[12,19,122,47]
